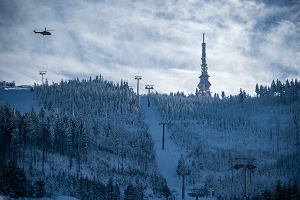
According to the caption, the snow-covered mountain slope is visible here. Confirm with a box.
[0,88,38,112]
[141,95,217,200]
[153,92,300,199]
[1,78,299,199]
[31,78,159,183]
[0,77,164,199]
[141,96,183,194]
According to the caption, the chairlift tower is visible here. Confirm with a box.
[233,158,256,200]
[159,121,169,150]
[177,168,191,200]
[39,70,47,85]
[145,84,154,107]
[134,76,142,105]
[189,188,206,200]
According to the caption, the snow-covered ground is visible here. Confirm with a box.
[0,88,38,112]
[4,84,295,199]
[141,96,182,190]
[0,83,160,199]
[153,93,300,199]
[141,96,215,200]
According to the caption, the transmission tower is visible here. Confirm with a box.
[39,70,47,85]
[145,84,154,107]
[233,158,256,200]
[134,76,142,105]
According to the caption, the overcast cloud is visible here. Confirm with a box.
[0,0,299,95]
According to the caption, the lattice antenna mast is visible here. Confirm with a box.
[201,33,207,75]
[197,33,211,96]
[134,76,142,105]
[39,70,47,85]
[145,84,154,107]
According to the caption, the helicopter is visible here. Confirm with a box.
[33,27,54,36]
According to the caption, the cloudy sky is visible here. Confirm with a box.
[0,0,299,95]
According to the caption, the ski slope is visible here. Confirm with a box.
[141,96,216,200]
[0,88,38,112]
[141,96,184,197]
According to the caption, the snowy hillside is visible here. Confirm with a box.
[153,80,300,199]
[32,77,158,182]
[0,87,38,112]
[1,78,299,200]
[0,77,165,200]
[141,96,183,195]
